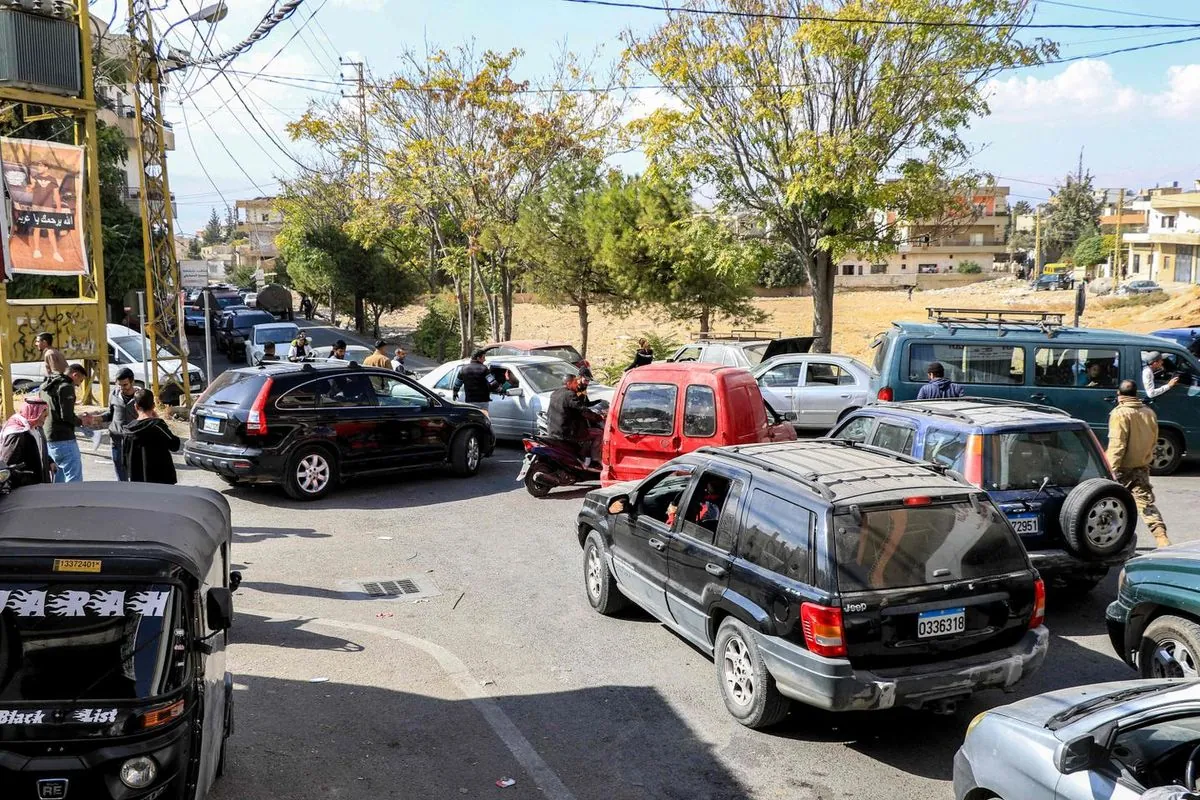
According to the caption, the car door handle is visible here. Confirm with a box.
[1105,396,1117,404]
[648,538,666,552]
[839,393,850,398]
[705,563,727,577]
[1030,393,1048,402]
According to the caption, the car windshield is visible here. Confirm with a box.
[533,346,583,364]
[212,295,240,309]
[232,312,274,328]
[112,335,173,362]
[983,428,1107,490]
[254,326,297,345]
[519,361,579,394]
[0,582,184,701]
[834,501,1028,591]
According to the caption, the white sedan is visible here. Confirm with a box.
[751,353,876,430]
[419,355,612,440]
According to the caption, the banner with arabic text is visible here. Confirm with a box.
[0,137,88,276]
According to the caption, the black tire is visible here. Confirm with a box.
[1059,478,1137,559]
[583,530,628,615]
[1138,615,1200,679]
[283,446,338,501]
[1151,429,1185,476]
[713,618,790,729]
[524,463,552,498]
[450,428,483,477]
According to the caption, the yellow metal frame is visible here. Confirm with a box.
[0,2,109,413]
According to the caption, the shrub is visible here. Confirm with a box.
[595,330,683,385]
[411,295,485,361]
[1100,291,1169,310]
[956,260,983,274]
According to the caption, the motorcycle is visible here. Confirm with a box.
[518,401,607,498]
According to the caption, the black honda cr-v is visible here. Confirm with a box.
[185,361,494,499]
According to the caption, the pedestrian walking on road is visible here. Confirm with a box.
[627,338,654,371]
[122,389,181,485]
[392,347,412,375]
[259,341,279,363]
[43,363,91,483]
[453,350,494,409]
[916,361,964,400]
[36,331,67,378]
[1106,380,1170,547]
[364,339,392,369]
[0,397,52,486]
[96,367,138,480]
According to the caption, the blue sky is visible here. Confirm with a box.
[120,0,1200,231]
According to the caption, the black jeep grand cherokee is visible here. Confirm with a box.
[577,439,1047,728]
[186,361,494,499]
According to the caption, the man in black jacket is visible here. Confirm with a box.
[547,375,600,466]
[122,389,181,484]
[452,350,495,408]
[97,367,138,480]
[43,363,92,483]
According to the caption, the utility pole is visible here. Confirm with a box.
[340,58,368,193]
[1034,209,1042,278]
[1112,189,1125,292]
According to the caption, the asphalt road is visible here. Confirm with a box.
[70,437,1200,800]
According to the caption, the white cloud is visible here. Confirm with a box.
[984,60,1138,121]
[1155,64,1200,118]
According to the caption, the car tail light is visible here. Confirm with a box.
[1030,578,1046,630]
[876,386,893,402]
[800,602,846,658]
[962,433,984,487]
[903,496,931,507]
[523,439,534,452]
[246,377,273,436]
[141,699,185,729]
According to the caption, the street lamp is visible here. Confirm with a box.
[157,1,228,59]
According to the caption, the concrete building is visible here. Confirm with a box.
[1123,182,1200,284]
[835,187,1011,276]
[234,197,282,276]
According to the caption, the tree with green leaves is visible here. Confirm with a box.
[186,238,202,259]
[203,208,223,246]
[1045,167,1102,262]
[224,206,238,243]
[1071,233,1107,269]
[624,0,1054,351]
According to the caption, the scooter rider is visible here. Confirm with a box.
[547,375,601,468]
[288,330,312,362]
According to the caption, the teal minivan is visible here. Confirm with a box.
[871,309,1200,474]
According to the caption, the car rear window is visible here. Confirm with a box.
[907,343,1025,385]
[983,428,1107,491]
[834,501,1027,591]
[233,312,275,327]
[534,346,583,364]
[618,383,677,436]
[197,370,266,407]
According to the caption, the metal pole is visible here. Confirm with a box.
[203,291,213,388]
[137,292,149,390]
[1112,189,1125,293]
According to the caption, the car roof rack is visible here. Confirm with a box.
[926,307,1065,337]
[698,446,836,500]
[691,329,783,342]
[902,397,1072,418]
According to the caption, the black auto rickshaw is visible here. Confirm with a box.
[0,482,237,799]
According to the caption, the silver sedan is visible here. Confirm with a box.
[419,355,612,440]
[955,679,1200,799]
[751,354,875,430]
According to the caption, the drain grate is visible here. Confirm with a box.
[339,575,442,602]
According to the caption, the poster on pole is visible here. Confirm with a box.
[0,186,13,281]
[0,138,88,276]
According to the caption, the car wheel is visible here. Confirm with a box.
[1059,478,1137,559]
[1150,430,1184,476]
[583,531,627,615]
[12,380,35,394]
[450,428,482,477]
[284,446,337,500]
[1139,615,1200,679]
[714,618,790,729]
[524,463,552,498]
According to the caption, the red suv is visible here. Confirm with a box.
[479,340,588,369]
[601,363,795,485]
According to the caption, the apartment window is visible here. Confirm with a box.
[870,264,888,275]
[969,233,984,246]
[842,264,855,276]
[1164,215,1177,229]
[261,213,269,222]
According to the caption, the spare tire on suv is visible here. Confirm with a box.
[1059,478,1137,559]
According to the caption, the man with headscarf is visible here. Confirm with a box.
[0,397,52,486]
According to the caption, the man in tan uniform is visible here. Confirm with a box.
[1106,379,1170,547]
[363,339,392,369]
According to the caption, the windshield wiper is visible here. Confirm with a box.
[1047,685,1171,729]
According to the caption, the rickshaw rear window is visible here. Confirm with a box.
[0,583,184,701]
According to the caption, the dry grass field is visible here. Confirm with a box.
[383,277,1200,370]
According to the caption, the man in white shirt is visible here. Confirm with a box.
[1142,351,1180,399]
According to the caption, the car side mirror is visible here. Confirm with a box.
[206,588,234,631]
[1055,735,1099,774]
[607,494,630,515]
[505,387,524,398]
[230,571,243,593]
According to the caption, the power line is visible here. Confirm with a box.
[560,0,1200,30]
[1035,1,1199,24]
[163,0,306,73]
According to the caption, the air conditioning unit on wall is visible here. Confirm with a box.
[0,8,82,97]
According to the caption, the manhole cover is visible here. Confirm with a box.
[337,576,441,602]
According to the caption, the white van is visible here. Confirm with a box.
[11,324,206,403]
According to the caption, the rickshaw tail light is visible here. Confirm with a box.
[141,699,185,729]
[246,377,274,435]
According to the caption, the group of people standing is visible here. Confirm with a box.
[0,332,180,488]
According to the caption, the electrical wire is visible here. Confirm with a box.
[1035,1,1199,24]
[560,0,1200,30]
[164,0,306,73]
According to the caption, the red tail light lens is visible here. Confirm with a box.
[903,496,932,507]
[800,602,847,658]
[876,386,894,402]
[962,433,984,487]
[1030,578,1046,630]
[523,439,534,452]
[245,377,274,436]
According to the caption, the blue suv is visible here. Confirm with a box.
[829,399,1138,591]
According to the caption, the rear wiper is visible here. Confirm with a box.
[1047,685,1169,729]
[1021,477,1052,512]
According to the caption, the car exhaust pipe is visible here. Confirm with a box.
[928,698,959,716]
